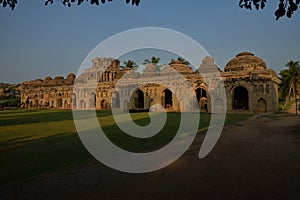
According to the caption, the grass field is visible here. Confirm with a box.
[0,110,251,186]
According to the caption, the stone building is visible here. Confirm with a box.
[20,74,75,109]
[20,52,280,113]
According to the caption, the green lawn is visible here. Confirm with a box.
[0,110,251,186]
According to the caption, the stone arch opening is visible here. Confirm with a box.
[257,98,267,113]
[90,92,96,108]
[195,87,208,112]
[72,93,76,109]
[134,89,144,109]
[80,100,86,109]
[233,86,249,110]
[163,89,173,109]
[34,94,39,107]
[101,99,107,110]
[123,100,129,112]
[64,100,68,109]
[57,93,63,108]
[112,91,120,108]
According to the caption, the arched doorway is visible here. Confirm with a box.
[57,93,63,108]
[134,89,144,109]
[195,88,208,112]
[72,93,76,109]
[101,99,107,110]
[163,89,173,109]
[123,100,129,112]
[112,91,120,108]
[257,98,267,113]
[90,93,96,108]
[233,86,249,110]
[34,94,39,108]
[80,100,86,109]
[64,100,68,109]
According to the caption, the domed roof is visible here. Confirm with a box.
[198,56,221,73]
[67,73,76,80]
[143,64,157,77]
[169,62,193,74]
[44,76,52,82]
[224,52,267,72]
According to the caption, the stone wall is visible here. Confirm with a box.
[20,52,280,114]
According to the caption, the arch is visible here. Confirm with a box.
[72,93,76,109]
[257,98,267,113]
[195,87,208,112]
[57,93,62,108]
[163,89,173,109]
[233,86,249,110]
[112,91,120,108]
[64,100,68,109]
[80,100,86,109]
[101,99,107,110]
[133,89,144,109]
[90,92,96,108]
[123,100,129,112]
[34,94,39,107]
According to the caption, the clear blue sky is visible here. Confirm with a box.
[0,0,300,83]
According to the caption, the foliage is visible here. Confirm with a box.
[122,59,138,70]
[143,56,164,72]
[239,0,299,20]
[1,0,298,20]
[0,0,139,10]
[0,97,20,108]
[278,60,300,105]
[143,56,160,65]
[170,57,190,66]
[278,100,292,110]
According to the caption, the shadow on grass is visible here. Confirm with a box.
[0,110,113,126]
[0,132,94,186]
[0,111,251,186]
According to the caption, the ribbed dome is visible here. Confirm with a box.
[169,61,193,74]
[67,73,76,80]
[224,52,267,72]
[44,76,52,82]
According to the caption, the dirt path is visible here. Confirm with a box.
[1,114,300,200]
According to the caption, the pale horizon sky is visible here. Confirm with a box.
[1,0,300,83]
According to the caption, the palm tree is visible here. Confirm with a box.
[122,60,138,70]
[143,56,160,65]
[279,60,300,106]
[170,57,190,65]
[143,56,163,72]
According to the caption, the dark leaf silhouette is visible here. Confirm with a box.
[239,0,299,19]
[0,0,297,20]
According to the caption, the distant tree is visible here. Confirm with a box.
[239,0,299,20]
[170,57,190,66]
[1,0,298,20]
[279,60,300,106]
[122,60,138,70]
[143,56,160,65]
[143,56,163,72]
[0,0,139,10]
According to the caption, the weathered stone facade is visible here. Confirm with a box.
[20,52,280,114]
